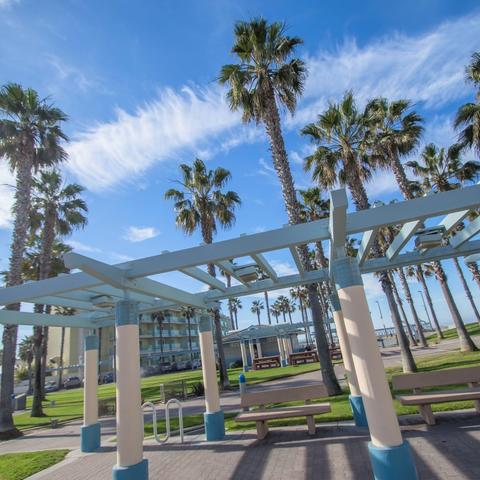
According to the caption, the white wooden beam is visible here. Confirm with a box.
[0,309,99,328]
[215,261,251,288]
[251,253,278,282]
[329,189,348,261]
[386,220,422,260]
[450,217,480,249]
[289,247,305,277]
[439,209,470,233]
[357,228,378,266]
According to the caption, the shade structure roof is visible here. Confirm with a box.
[223,323,305,342]
[1,185,479,330]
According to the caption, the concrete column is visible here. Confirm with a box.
[81,334,100,452]
[239,339,248,372]
[248,339,255,363]
[330,293,367,427]
[282,337,291,360]
[198,314,225,441]
[256,339,263,358]
[113,300,148,480]
[332,257,417,480]
[277,336,286,367]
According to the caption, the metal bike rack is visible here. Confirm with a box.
[142,399,184,444]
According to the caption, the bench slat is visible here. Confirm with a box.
[240,384,327,408]
[235,403,331,422]
[392,366,480,390]
[396,388,480,405]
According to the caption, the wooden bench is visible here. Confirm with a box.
[329,346,342,360]
[289,350,319,365]
[252,355,281,370]
[392,366,480,425]
[235,384,331,439]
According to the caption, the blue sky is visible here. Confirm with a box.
[1,0,480,340]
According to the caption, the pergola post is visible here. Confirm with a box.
[248,339,255,364]
[282,337,291,359]
[256,339,263,358]
[330,292,367,428]
[239,339,248,372]
[81,334,101,452]
[113,300,148,480]
[331,257,417,480]
[198,313,225,441]
[277,336,286,366]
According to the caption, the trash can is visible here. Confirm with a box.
[13,393,27,411]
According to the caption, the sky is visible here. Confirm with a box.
[0,0,480,341]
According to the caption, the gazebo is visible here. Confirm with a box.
[1,185,479,480]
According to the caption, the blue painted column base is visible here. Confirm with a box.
[81,422,101,452]
[112,459,148,480]
[204,410,225,441]
[368,440,418,480]
[349,395,368,428]
[281,359,287,367]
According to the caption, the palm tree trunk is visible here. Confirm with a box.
[27,359,33,395]
[40,325,49,400]
[397,269,428,347]
[234,310,239,330]
[298,296,309,345]
[391,274,417,346]
[452,258,480,323]
[256,311,261,325]
[416,268,444,340]
[262,81,340,395]
[187,316,194,367]
[58,327,65,387]
[264,291,272,325]
[433,261,478,352]
[287,310,292,324]
[226,276,235,330]
[282,311,287,323]
[467,262,480,291]
[97,327,102,375]
[0,149,34,439]
[31,321,45,417]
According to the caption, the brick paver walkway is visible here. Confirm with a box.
[25,411,480,480]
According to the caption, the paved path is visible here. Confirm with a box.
[26,411,480,480]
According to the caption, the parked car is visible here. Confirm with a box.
[159,362,172,373]
[44,380,59,393]
[63,376,81,389]
[101,372,114,384]
[191,359,201,369]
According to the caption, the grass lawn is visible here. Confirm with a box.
[427,322,480,341]
[0,450,69,480]
[14,362,322,430]
[146,349,480,435]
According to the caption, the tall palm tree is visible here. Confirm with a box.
[389,273,417,346]
[165,158,241,388]
[18,336,34,395]
[219,18,341,394]
[290,286,311,343]
[250,300,264,325]
[451,258,480,324]
[467,262,480,291]
[263,291,272,325]
[405,264,444,340]
[455,52,480,156]
[29,170,87,417]
[302,91,417,372]
[0,84,67,437]
[270,305,281,324]
[180,306,196,367]
[275,296,289,323]
[407,144,479,351]
[230,298,242,330]
[219,267,235,330]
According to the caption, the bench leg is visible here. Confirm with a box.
[474,399,480,413]
[419,404,435,425]
[256,421,269,440]
[306,415,316,435]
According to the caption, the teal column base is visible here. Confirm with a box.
[112,459,148,480]
[349,395,368,428]
[204,410,225,441]
[368,440,418,480]
[281,359,287,367]
[81,422,101,452]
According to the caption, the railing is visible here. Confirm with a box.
[142,399,184,444]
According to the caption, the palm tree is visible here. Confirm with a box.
[455,52,480,156]
[405,264,444,340]
[29,170,87,417]
[219,18,341,395]
[165,159,241,388]
[290,286,311,344]
[263,292,272,325]
[406,144,479,351]
[152,311,165,357]
[302,91,417,372]
[219,267,235,330]
[18,336,34,395]
[451,258,480,324]
[276,296,289,323]
[0,83,68,437]
[467,262,480,291]
[180,306,196,367]
[250,300,264,325]
[269,305,280,324]
[230,298,242,330]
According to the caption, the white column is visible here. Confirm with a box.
[332,258,402,448]
[80,334,100,453]
[113,300,148,479]
[277,336,285,365]
[239,339,248,372]
[248,339,255,363]
[282,337,291,358]
[198,313,224,440]
[256,339,263,358]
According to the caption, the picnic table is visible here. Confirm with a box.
[289,350,319,365]
[252,355,281,370]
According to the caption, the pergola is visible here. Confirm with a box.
[1,185,479,480]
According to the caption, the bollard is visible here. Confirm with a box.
[239,374,248,412]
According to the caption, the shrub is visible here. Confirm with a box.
[191,382,205,397]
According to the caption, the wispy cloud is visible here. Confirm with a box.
[291,12,480,126]
[66,240,102,253]
[124,226,159,243]
[0,0,20,8]
[46,54,99,93]
[66,85,240,191]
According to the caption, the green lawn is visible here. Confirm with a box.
[146,349,480,435]
[14,362,322,430]
[0,450,69,480]
[427,322,480,341]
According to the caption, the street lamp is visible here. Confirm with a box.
[418,290,433,329]
[375,300,388,336]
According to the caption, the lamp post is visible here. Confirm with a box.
[418,290,433,330]
[376,300,388,336]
